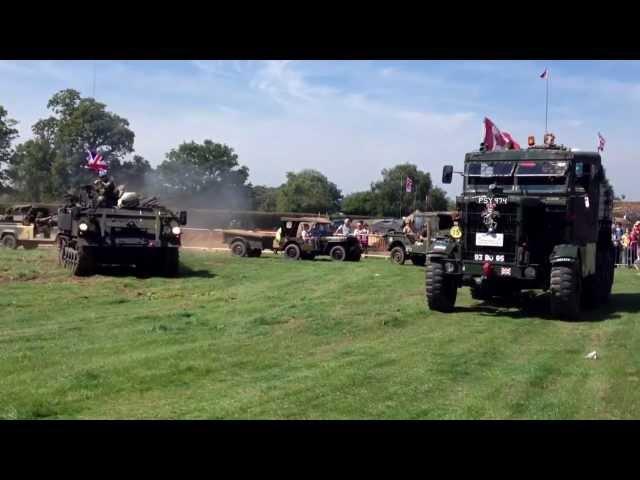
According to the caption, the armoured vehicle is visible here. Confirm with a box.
[386,211,454,266]
[56,184,187,276]
[0,204,59,249]
[425,135,615,319]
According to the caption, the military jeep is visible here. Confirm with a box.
[386,211,454,266]
[0,204,59,249]
[278,216,362,261]
[425,135,615,320]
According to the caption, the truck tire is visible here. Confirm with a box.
[230,240,247,257]
[284,243,301,260]
[595,249,614,305]
[550,265,581,320]
[330,245,347,261]
[247,248,262,258]
[1,234,17,250]
[411,255,426,266]
[390,246,406,265]
[348,250,362,262]
[162,249,180,277]
[470,283,491,301]
[425,262,457,312]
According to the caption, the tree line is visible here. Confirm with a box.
[0,89,450,215]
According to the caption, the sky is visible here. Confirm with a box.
[1,60,639,199]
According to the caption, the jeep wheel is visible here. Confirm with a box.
[425,262,457,312]
[1,234,17,250]
[550,265,581,320]
[230,240,247,257]
[411,255,426,266]
[348,250,362,262]
[330,245,347,261]
[284,243,301,260]
[390,246,406,265]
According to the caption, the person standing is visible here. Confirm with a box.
[334,218,353,236]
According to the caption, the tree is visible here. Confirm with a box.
[251,185,279,211]
[371,163,434,217]
[0,106,19,194]
[276,169,342,213]
[157,140,251,208]
[6,139,57,202]
[341,190,377,216]
[427,186,450,212]
[28,89,135,195]
[111,155,152,193]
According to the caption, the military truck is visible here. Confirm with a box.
[386,211,454,266]
[0,204,59,249]
[425,135,615,319]
[56,185,187,276]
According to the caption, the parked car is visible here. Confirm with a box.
[370,218,403,235]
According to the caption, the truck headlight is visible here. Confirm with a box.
[78,222,89,232]
[171,226,181,235]
[445,262,456,273]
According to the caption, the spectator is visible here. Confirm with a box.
[403,217,417,242]
[613,222,624,264]
[622,228,631,267]
[354,221,369,256]
[633,222,640,270]
[335,218,353,236]
[301,223,311,243]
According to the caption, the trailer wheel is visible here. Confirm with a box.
[425,262,457,312]
[230,240,247,257]
[550,265,581,320]
[329,245,347,262]
[247,248,262,258]
[1,234,17,250]
[389,246,406,265]
[284,243,301,260]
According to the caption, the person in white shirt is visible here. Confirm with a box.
[335,218,352,236]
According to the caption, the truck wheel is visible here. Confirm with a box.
[230,240,247,257]
[411,255,426,266]
[284,243,301,260]
[425,262,457,312]
[1,234,17,250]
[389,246,406,265]
[550,265,581,320]
[330,245,347,261]
[348,250,362,262]
[470,283,491,301]
[162,249,180,277]
[247,248,262,258]
[595,249,614,305]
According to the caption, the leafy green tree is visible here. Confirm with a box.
[111,155,152,193]
[371,163,434,217]
[251,185,279,211]
[427,186,450,211]
[157,140,251,208]
[0,106,19,194]
[276,169,342,214]
[7,139,57,202]
[30,89,135,194]
[341,190,377,216]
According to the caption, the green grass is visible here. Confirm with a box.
[1,247,640,419]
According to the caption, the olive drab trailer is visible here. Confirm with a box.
[426,134,615,319]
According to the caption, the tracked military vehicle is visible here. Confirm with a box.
[425,134,615,319]
[57,183,187,276]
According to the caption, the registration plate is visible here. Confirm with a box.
[475,233,504,247]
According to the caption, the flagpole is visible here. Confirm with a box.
[545,72,549,134]
[400,175,403,219]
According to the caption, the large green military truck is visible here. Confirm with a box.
[425,136,615,319]
[57,185,187,276]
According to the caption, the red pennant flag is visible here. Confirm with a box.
[483,117,520,151]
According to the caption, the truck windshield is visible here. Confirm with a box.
[466,162,515,191]
[515,161,568,192]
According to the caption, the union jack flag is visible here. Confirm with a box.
[597,132,606,152]
[86,149,108,173]
[405,176,413,193]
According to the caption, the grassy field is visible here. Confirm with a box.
[1,247,640,419]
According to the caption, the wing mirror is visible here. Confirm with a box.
[178,210,188,226]
[442,165,454,184]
